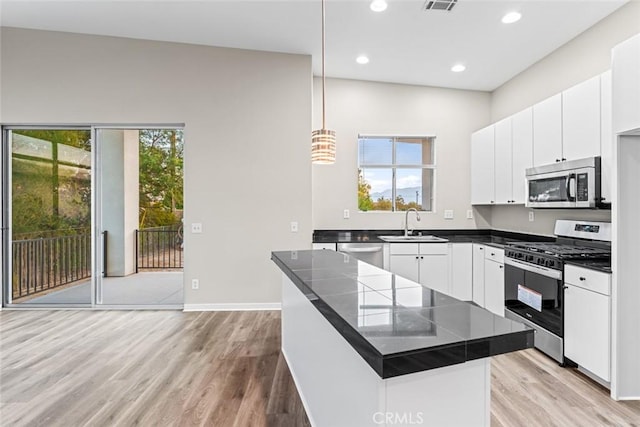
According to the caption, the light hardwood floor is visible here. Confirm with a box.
[1,310,639,427]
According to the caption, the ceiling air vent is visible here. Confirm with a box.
[423,0,458,12]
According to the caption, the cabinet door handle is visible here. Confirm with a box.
[499,265,504,269]
[562,158,567,161]
[563,285,569,289]
[420,256,424,260]
[491,253,495,256]
[556,159,561,162]
[579,277,586,281]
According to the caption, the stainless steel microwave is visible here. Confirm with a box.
[525,157,601,208]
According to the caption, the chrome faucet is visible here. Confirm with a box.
[404,208,421,236]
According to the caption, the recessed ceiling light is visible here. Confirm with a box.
[356,55,370,65]
[451,64,466,73]
[502,11,522,24]
[370,0,388,12]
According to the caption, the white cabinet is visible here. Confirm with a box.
[472,244,486,306]
[564,265,611,382]
[494,118,512,204]
[470,125,495,205]
[389,243,449,294]
[471,244,505,316]
[449,243,473,301]
[494,118,513,204]
[389,254,420,282]
[562,75,601,161]
[600,70,613,204]
[483,247,505,317]
[511,107,533,204]
[533,94,563,166]
[313,243,336,250]
[612,33,640,134]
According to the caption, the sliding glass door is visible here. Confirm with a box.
[3,128,93,306]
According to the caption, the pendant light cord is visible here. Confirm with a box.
[321,0,327,129]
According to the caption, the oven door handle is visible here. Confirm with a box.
[566,173,576,202]
[504,258,563,280]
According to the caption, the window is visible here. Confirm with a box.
[358,136,435,212]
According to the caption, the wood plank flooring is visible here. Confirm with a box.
[1,310,639,426]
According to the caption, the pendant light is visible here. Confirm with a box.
[311,0,336,164]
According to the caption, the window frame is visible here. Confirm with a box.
[358,135,436,212]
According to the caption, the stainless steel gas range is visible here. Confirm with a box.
[503,220,611,364]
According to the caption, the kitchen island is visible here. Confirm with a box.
[271,249,533,427]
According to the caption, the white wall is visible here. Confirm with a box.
[312,77,492,231]
[491,1,640,122]
[0,28,312,306]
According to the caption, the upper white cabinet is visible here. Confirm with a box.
[494,118,513,204]
[511,108,534,204]
[470,125,495,205]
[612,33,640,134]
[600,70,613,204]
[533,94,563,166]
[562,75,602,161]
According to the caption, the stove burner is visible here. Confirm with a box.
[505,241,610,259]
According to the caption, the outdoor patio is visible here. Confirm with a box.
[22,272,183,305]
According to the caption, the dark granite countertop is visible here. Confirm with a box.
[272,250,534,379]
[313,229,554,249]
[564,258,612,274]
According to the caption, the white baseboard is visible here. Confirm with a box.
[183,303,281,312]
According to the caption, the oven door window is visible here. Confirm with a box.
[528,176,571,203]
[504,264,563,337]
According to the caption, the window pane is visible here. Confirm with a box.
[396,138,433,165]
[358,138,392,165]
[359,168,392,211]
[395,168,433,211]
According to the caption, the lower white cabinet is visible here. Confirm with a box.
[484,258,505,317]
[313,243,336,250]
[388,243,449,295]
[449,243,473,301]
[472,244,486,306]
[564,265,611,382]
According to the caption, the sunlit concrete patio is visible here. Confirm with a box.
[22,272,183,305]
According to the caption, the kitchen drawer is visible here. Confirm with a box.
[389,243,419,255]
[484,247,504,263]
[565,265,611,296]
[419,243,449,255]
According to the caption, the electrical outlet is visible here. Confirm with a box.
[466,210,473,219]
[444,210,454,220]
[191,279,199,290]
[343,209,350,219]
[290,221,298,232]
[529,211,535,222]
[191,223,203,233]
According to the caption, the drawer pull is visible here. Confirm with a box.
[491,253,495,256]
[579,277,586,281]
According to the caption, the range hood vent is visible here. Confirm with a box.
[423,0,458,11]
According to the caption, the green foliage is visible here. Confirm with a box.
[139,129,184,228]
[358,170,374,211]
[11,130,91,238]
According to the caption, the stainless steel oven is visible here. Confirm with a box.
[504,257,564,362]
[503,220,611,365]
[526,156,601,208]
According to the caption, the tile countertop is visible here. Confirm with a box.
[271,249,534,379]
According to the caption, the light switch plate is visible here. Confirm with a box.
[343,209,350,219]
[466,210,473,219]
[290,221,298,232]
[191,223,203,233]
[529,211,535,222]
[444,210,454,220]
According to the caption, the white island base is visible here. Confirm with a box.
[281,275,491,427]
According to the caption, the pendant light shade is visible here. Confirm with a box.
[311,129,336,164]
[312,0,336,164]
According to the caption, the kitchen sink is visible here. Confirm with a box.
[378,235,449,243]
